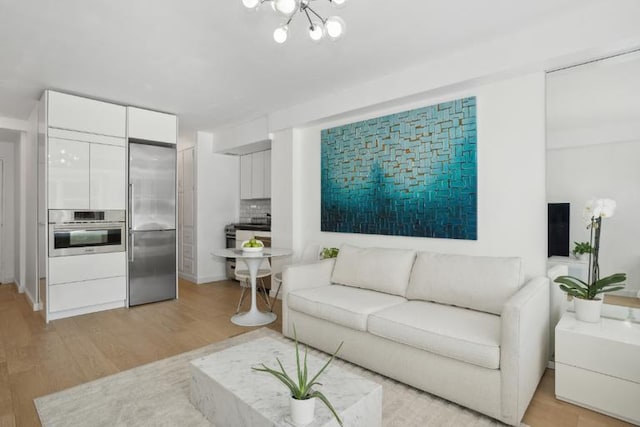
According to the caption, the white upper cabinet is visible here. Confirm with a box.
[48,138,90,209]
[47,91,126,137]
[240,149,271,200]
[90,143,126,209]
[251,150,265,199]
[127,107,177,144]
[264,150,271,198]
[240,154,252,200]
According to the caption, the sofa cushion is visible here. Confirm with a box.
[369,300,501,369]
[406,252,523,315]
[331,245,416,297]
[288,284,406,331]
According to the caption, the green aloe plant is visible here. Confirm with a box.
[252,327,344,426]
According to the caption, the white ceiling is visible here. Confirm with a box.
[0,0,587,134]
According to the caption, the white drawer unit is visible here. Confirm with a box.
[127,106,177,144]
[49,276,126,313]
[47,91,126,137]
[555,312,640,424]
[49,252,126,285]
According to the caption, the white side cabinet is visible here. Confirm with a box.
[555,312,640,424]
[240,149,271,200]
[127,107,177,144]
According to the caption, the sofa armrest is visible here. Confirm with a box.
[500,276,549,425]
[282,258,335,337]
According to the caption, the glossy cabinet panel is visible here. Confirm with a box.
[49,276,126,313]
[127,107,177,144]
[48,91,126,137]
[240,150,271,200]
[90,143,126,209]
[48,138,90,209]
[49,252,126,285]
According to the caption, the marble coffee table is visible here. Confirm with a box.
[189,337,382,426]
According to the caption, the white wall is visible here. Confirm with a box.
[547,141,640,294]
[19,106,39,308]
[277,73,547,279]
[195,131,239,283]
[0,141,15,283]
[14,133,22,290]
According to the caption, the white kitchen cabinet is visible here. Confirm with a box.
[240,150,271,200]
[90,143,126,209]
[240,154,252,200]
[264,150,271,198]
[127,107,177,144]
[48,138,90,209]
[49,252,127,284]
[48,252,127,319]
[48,138,126,209]
[251,150,265,199]
[47,91,126,137]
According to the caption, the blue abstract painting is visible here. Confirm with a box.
[321,97,477,240]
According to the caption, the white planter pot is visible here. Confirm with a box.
[574,297,603,323]
[577,253,589,262]
[290,396,315,426]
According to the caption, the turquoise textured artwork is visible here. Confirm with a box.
[321,97,477,240]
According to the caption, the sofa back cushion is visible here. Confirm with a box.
[331,245,417,297]
[406,251,523,315]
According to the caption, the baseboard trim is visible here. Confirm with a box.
[195,274,228,284]
[24,287,42,311]
[178,272,197,283]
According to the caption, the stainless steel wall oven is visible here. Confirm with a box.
[49,210,126,257]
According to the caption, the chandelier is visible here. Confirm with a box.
[241,0,347,44]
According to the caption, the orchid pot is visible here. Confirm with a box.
[573,297,603,323]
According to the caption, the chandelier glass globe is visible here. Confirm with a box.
[325,16,345,40]
[308,24,325,41]
[242,0,260,9]
[332,0,347,6]
[273,0,299,16]
[273,25,289,43]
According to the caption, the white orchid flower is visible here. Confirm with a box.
[592,198,616,219]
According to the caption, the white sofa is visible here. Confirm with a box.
[282,245,549,426]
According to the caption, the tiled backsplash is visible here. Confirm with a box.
[240,199,271,223]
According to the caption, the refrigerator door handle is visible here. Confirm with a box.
[129,231,134,262]
[129,183,135,229]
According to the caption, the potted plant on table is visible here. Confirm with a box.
[252,328,344,426]
[572,241,593,261]
[554,198,626,322]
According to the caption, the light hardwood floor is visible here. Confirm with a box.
[0,279,635,427]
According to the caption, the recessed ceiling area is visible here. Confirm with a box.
[0,0,590,134]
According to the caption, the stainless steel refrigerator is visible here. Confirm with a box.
[128,141,177,306]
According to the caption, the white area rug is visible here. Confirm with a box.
[35,328,524,426]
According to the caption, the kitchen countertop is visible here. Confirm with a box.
[233,223,271,232]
